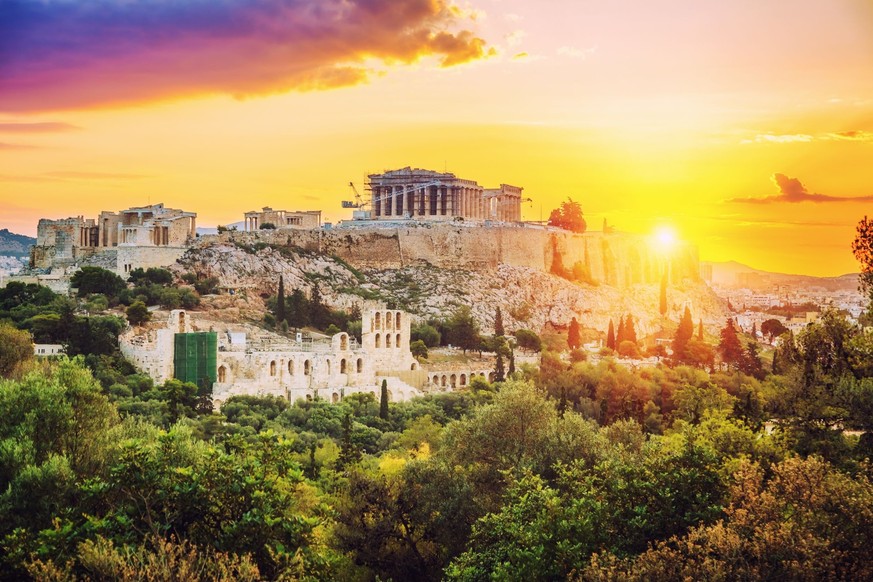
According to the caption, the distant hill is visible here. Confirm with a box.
[703,260,859,292]
[0,228,36,258]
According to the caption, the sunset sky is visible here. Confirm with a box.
[2,0,872,276]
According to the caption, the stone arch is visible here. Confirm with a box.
[375,312,381,330]
[304,360,311,375]
[395,312,401,329]
[340,358,347,374]
[386,311,392,330]
[441,375,447,387]
[326,359,331,375]
[386,334,392,348]
[488,372,495,382]
[450,374,456,387]
[396,333,401,348]
[357,358,363,373]
[460,373,466,386]
[306,394,312,401]
[332,392,339,403]
[218,365,226,383]
[411,363,417,371]
[178,311,185,333]
[288,360,294,375]
[375,333,381,348]
[270,361,276,376]
[433,375,439,384]
[340,334,348,351]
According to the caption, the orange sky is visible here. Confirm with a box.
[1,0,872,276]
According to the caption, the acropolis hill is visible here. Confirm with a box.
[199,223,700,288]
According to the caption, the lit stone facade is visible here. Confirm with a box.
[30,203,196,276]
[243,207,321,231]
[120,306,423,409]
[368,167,523,222]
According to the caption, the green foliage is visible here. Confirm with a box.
[853,215,873,315]
[607,319,616,350]
[514,328,541,352]
[548,198,588,233]
[441,306,481,353]
[125,300,151,326]
[71,266,126,299]
[128,267,173,286]
[410,339,428,360]
[568,317,581,350]
[259,222,276,229]
[380,380,389,420]
[0,323,32,377]
[412,323,442,347]
[672,306,694,363]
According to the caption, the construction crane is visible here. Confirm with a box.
[341,182,365,209]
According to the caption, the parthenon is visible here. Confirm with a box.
[367,167,523,222]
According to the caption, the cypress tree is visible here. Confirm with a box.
[276,275,285,324]
[625,314,638,345]
[672,306,694,361]
[337,412,361,469]
[752,321,758,340]
[495,352,505,382]
[379,379,389,420]
[508,348,516,377]
[616,316,626,345]
[495,306,505,337]
[718,318,745,369]
[659,271,667,316]
[607,319,616,350]
[698,319,704,341]
[568,317,581,350]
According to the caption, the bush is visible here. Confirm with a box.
[618,340,641,358]
[515,329,542,352]
[126,301,151,326]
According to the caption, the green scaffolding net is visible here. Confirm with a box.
[173,332,217,391]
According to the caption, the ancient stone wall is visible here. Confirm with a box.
[203,224,699,288]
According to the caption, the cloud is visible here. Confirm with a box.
[730,173,873,204]
[740,133,813,144]
[0,142,40,150]
[505,30,527,47]
[824,130,873,142]
[0,0,493,112]
[0,122,81,133]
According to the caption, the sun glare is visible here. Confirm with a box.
[653,226,678,253]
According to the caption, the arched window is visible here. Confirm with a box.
[340,334,348,350]
[306,394,312,401]
[411,363,417,371]
[386,334,392,348]
[178,311,185,333]
[375,333,381,348]
[304,360,311,375]
[489,372,495,382]
[326,360,331,375]
[460,373,467,386]
[332,392,339,403]
[340,359,347,374]
[450,374,457,387]
[441,375,447,387]
[396,333,401,348]
[395,312,401,329]
[218,366,226,383]
[270,361,276,376]
[433,375,439,384]
[386,311,392,330]
[357,358,363,373]
[288,360,294,375]
[375,312,381,330]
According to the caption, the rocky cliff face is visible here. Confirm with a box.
[176,225,726,338]
[196,223,700,288]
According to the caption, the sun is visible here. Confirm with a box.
[653,226,678,253]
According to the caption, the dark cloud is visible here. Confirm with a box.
[0,122,81,133]
[0,0,493,112]
[729,173,873,204]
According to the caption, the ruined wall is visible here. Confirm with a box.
[204,224,699,288]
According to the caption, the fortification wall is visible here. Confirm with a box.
[203,224,699,288]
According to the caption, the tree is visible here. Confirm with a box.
[568,317,581,350]
[547,198,587,233]
[761,318,788,344]
[659,272,667,316]
[718,318,745,370]
[697,319,704,341]
[616,316,626,345]
[852,215,873,313]
[625,314,638,345]
[672,306,694,363]
[126,300,151,326]
[0,323,32,377]
[412,323,441,347]
[494,307,504,337]
[444,306,481,353]
[70,266,126,299]
[607,319,616,350]
[337,412,362,469]
[380,379,389,420]
[410,339,428,360]
[514,329,542,352]
[276,276,285,324]
[494,352,505,382]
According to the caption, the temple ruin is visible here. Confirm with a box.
[243,207,321,231]
[367,167,523,222]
